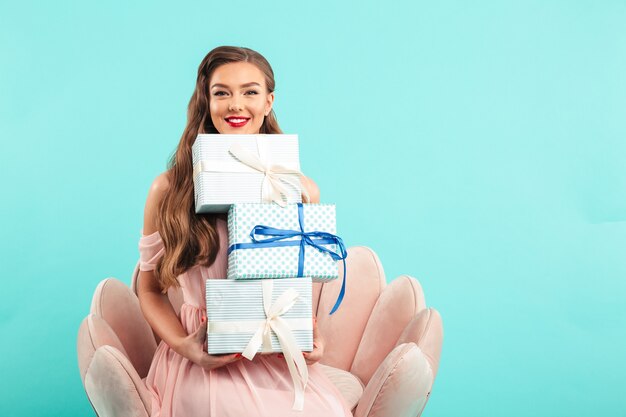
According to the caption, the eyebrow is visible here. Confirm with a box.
[210,82,261,89]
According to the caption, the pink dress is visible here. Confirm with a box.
[139,217,352,417]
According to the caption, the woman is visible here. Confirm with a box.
[137,45,351,417]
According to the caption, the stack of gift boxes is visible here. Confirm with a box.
[191,133,347,410]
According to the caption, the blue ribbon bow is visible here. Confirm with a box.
[228,203,348,314]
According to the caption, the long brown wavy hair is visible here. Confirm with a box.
[155,46,283,292]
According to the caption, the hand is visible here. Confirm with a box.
[302,317,324,365]
[175,316,243,371]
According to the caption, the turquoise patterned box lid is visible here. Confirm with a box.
[227,203,340,282]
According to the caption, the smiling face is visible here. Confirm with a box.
[208,62,275,134]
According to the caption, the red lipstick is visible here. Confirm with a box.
[225,117,250,128]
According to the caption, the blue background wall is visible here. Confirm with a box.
[1,1,625,415]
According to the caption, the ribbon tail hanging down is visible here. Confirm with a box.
[241,324,266,361]
[329,258,347,315]
[240,281,309,410]
[261,173,290,208]
[271,316,309,411]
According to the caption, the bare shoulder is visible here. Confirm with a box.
[143,172,171,235]
[149,172,171,197]
[301,175,320,203]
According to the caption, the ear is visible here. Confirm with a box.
[265,92,275,116]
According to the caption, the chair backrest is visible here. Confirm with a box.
[130,247,388,374]
[316,246,387,372]
[350,275,427,385]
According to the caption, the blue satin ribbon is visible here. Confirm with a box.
[228,203,348,314]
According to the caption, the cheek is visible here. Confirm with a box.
[250,102,266,117]
[209,100,223,117]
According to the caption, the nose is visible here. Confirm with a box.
[229,100,243,112]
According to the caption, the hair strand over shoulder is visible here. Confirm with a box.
[153,45,283,292]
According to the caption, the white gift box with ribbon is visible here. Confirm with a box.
[205,277,313,354]
[206,278,312,410]
[192,134,304,213]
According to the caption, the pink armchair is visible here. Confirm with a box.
[77,246,443,416]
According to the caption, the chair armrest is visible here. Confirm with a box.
[90,278,157,377]
[397,308,444,378]
[84,345,152,417]
[77,314,130,383]
[354,343,433,417]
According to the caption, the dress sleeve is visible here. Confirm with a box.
[138,230,165,272]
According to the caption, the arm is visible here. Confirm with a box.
[137,173,241,370]
[301,175,321,204]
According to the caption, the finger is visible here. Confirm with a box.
[193,317,208,343]
[211,352,238,360]
[223,353,241,363]
[224,353,243,365]
[198,353,216,370]
[199,353,238,370]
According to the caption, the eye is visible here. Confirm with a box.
[213,91,227,96]
[246,90,259,95]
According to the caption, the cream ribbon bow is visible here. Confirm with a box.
[228,143,310,206]
[192,137,310,206]
[241,280,310,411]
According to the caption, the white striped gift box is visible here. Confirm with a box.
[192,134,303,213]
[205,277,313,354]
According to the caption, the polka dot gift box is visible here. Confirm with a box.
[227,203,347,283]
